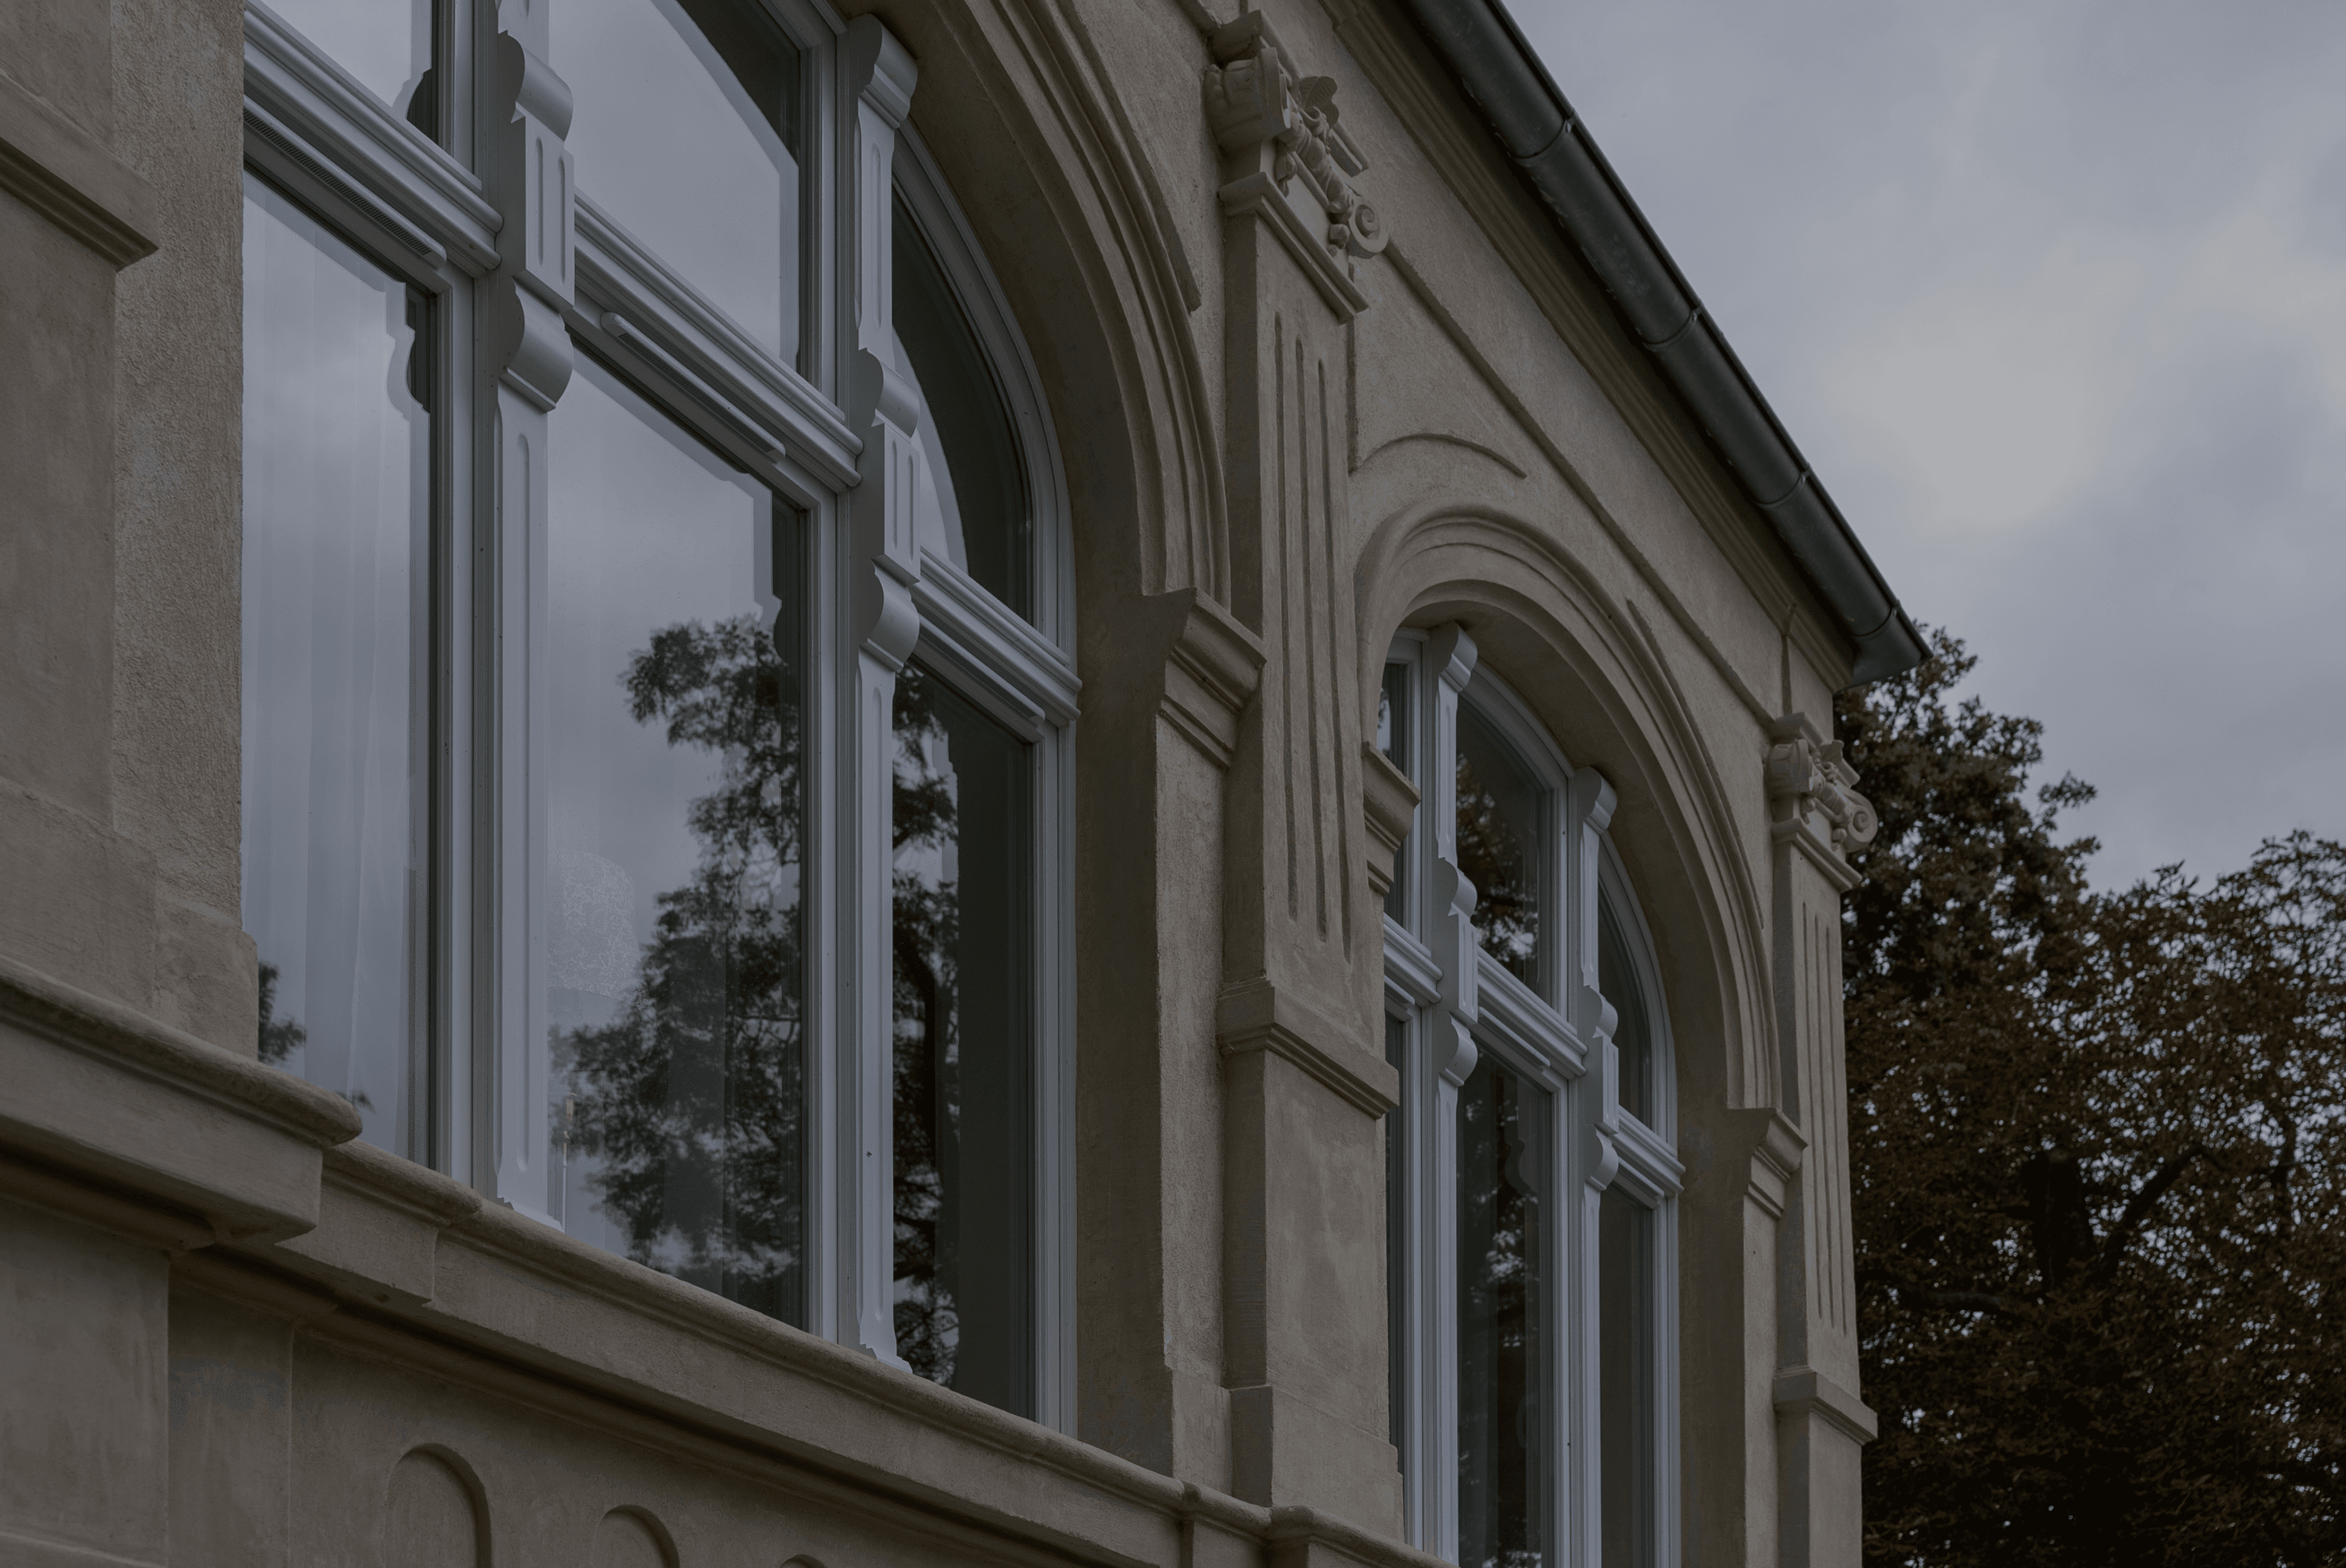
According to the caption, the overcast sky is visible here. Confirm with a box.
[1518,0,2346,890]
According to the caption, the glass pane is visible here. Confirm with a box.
[1385,1011,1410,1457]
[893,663,1035,1416]
[1599,896,1653,1125]
[1458,1049,1548,1568]
[1601,1187,1657,1568]
[894,199,1031,619]
[1381,661,1410,925]
[564,0,803,363]
[1456,700,1541,988]
[267,0,436,136]
[543,358,808,1328]
[240,175,429,1159]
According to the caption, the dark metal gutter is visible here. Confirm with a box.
[1396,0,1926,684]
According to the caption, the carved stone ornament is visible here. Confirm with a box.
[1204,12,1385,314]
[1765,714,1879,873]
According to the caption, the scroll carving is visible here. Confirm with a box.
[1765,714,1877,875]
[1204,12,1385,317]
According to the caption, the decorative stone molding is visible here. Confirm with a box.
[0,953,359,1247]
[1765,713,1877,890]
[0,66,157,268]
[1146,587,1267,770]
[1773,1364,1879,1445]
[1204,12,1385,319]
[1216,974,1399,1117]
[1361,742,1419,899]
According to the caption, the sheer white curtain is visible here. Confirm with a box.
[239,175,428,1155]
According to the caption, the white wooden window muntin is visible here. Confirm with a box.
[1381,630,1683,1567]
[242,0,1078,1432]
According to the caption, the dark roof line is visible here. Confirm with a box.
[1396,0,1926,685]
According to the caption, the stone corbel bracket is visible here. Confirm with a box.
[1146,587,1267,770]
[1764,713,1878,893]
[1203,11,1386,319]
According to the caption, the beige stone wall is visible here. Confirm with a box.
[0,0,1877,1562]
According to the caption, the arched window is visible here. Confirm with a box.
[239,1,1073,1427]
[1380,625,1681,1566]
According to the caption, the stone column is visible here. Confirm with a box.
[1764,714,1881,1568]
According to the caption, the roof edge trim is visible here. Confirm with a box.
[1396,0,1926,687]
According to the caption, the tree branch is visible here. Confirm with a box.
[2091,1144,2204,1282]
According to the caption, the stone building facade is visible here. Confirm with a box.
[0,0,1916,1564]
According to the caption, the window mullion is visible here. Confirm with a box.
[477,0,577,1220]
[1416,623,1480,1561]
[837,14,921,1369]
[1562,768,1621,1566]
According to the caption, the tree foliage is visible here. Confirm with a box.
[1839,629,2346,1567]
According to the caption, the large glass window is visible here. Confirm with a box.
[563,0,805,364]
[891,665,1034,1412]
[1600,1187,1657,1568]
[242,1,1073,1425]
[1380,633,1679,1564]
[265,0,434,130]
[1458,1051,1549,1568]
[1456,701,1542,989]
[541,359,808,1323]
[893,199,1030,618]
[240,173,429,1160]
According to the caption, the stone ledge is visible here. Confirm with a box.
[0,953,357,1244]
[212,1174,1447,1568]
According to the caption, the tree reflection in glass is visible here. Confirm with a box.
[1457,701,1542,987]
[545,360,807,1326]
[891,663,1034,1416]
[1458,1049,1548,1568]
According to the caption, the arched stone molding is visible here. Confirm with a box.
[1354,501,1773,1116]
[384,1445,489,1568]
[589,1507,680,1568]
[841,0,1229,610]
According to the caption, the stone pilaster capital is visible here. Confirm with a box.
[1765,712,1877,887]
[1202,11,1384,317]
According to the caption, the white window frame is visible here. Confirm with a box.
[240,0,1077,1432]
[1381,624,1682,1565]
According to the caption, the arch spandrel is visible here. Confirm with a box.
[1354,502,1778,1119]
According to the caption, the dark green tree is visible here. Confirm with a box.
[1839,630,2346,1566]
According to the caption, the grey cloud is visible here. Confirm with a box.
[1529,0,2346,886]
